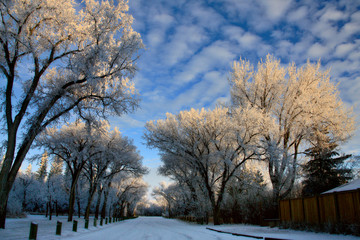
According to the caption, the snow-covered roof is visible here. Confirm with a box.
[322,178,360,194]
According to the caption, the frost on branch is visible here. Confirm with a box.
[0,0,143,228]
[229,54,355,202]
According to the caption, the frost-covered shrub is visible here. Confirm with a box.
[221,167,269,224]
[7,193,23,217]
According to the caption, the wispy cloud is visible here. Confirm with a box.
[125,0,360,167]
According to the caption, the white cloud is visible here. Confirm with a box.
[320,8,346,22]
[287,6,308,22]
[153,13,174,26]
[334,43,356,58]
[187,1,225,30]
[163,25,208,66]
[307,42,330,58]
[175,40,236,84]
[341,21,360,39]
[223,25,271,57]
[172,70,229,111]
[259,0,293,21]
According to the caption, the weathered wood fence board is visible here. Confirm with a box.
[280,189,360,225]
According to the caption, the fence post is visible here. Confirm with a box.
[85,219,89,229]
[72,220,78,232]
[100,218,103,226]
[105,218,108,224]
[56,221,62,236]
[29,222,38,240]
[94,218,97,227]
[109,217,112,224]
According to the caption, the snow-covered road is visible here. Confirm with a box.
[63,217,240,240]
[1,215,360,240]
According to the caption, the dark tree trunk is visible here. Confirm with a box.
[49,202,53,220]
[77,195,81,218]
[84,187,97,219]
[55,201,59,217]
[68,175,78,221]
[46,202,49,218]
[0,194,9,229]
[101,189,109,219]
[95,187,103,219]
[213,205,221,225]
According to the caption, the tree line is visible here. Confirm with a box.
[5,120,148,222]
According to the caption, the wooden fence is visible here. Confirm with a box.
[279,189,360,225]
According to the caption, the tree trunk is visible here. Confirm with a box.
[49,202,53,220]
[84,188,97,219]
[213,205,221,225]
[95,187,103,219]
[67,170,81,222]
[119,202,124,217]
[0,126,17,228]
[0,192,9,229]
[68,179,77,221]
[55,201,59,217]
[46,202,49,218]
[77,195,81,218]
[101,189,109,219]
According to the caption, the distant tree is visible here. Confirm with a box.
[48,156,64,179]
[158,153,206,218]
[36,151,48,182]
[152,182,178,218]
[0,0,143,228]
[82,125,147,219]
[111,176,148,218]
[302,135,352,196]
[46,156,65,219]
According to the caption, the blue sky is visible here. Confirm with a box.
[105,0,360,193]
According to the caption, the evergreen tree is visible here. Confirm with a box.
[36,151,48,182]
[25,164,32,176]
[302,141,352,197]
[48,156,64,179]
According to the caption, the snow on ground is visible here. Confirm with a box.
[0,215,359,240]
[209,224,360,240]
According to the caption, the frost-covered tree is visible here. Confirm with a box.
[158,153,205,218]
[36,151,48,182]
[48,156,63,179]
[0,0,143,228]
[111,176,148,218]
[152,182,178,218]
[37,121,105,221]
[45,156,66,219]
[144,107,262,225]
[229,55,355,203]
[222,165,267,224]
[82,124,147,219]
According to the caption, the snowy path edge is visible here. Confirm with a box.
[206,227,291,240]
